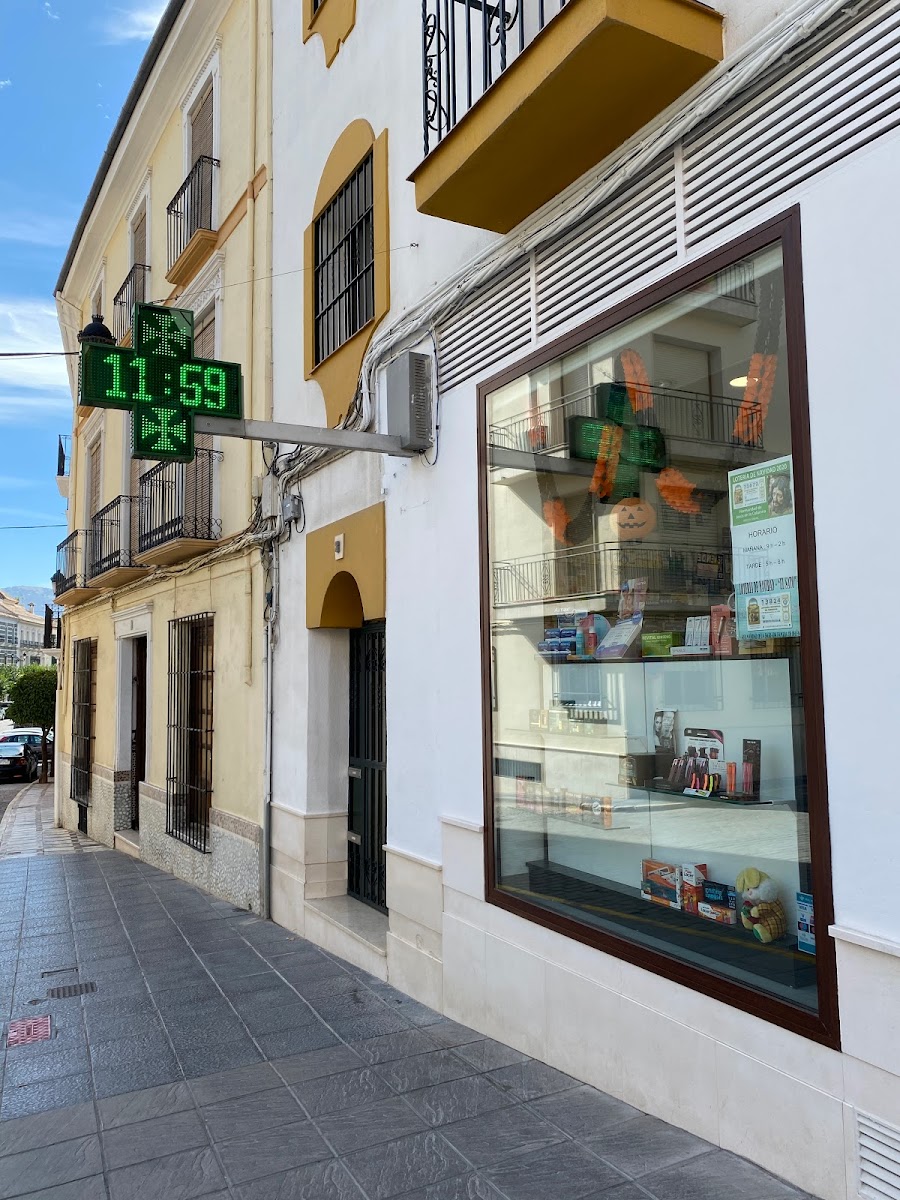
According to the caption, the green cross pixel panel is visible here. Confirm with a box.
[79,304,243,463]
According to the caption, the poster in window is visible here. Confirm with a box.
[728,455,800,640]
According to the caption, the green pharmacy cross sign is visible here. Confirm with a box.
[80,304,243,463]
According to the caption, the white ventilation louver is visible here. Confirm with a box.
[683,2,900,248]
[534,158,677,339]
[436,262,532,393]
[859,1111,900,1200]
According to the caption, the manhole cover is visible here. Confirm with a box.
[47,982,97,999]
[6,1016,51,1047]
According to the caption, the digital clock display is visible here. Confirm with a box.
[79,304,243,462]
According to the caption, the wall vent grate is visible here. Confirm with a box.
[534,157,678,339]
[436,262,533,392]
[47,982,97,1000]
[859,1110,900,1200]
[683,1,900,248]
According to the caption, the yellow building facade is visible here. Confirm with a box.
[52,0,271,910]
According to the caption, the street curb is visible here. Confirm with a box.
[0,780,38,848]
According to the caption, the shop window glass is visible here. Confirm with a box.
[485,241,822,1013]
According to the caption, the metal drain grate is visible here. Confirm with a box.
[6,1016,51,1047]
[47,982,97,999]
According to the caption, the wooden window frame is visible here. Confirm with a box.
[477,207,840,1049]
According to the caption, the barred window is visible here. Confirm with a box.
[166,613,214,852]
[71,638,96,803]
[314,152,374,364]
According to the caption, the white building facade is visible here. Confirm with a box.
[269,3,900,1197]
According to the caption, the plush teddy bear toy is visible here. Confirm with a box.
[736,867,787,944]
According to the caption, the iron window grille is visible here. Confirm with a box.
[314,152,375,365]
[113,264,150,342]
[71,638,96,804]
[166,613,214,852]
[167,155,219,271]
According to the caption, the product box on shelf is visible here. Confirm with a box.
[697,879,738,925]
[641,859,682,909]
[710,604,735,656]
[681,864,708,914]
[617,754,655,787]
[641,631,684,657]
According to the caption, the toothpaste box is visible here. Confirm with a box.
[681,864,708,915]
[698,879,738,925]
[641,859,681,910]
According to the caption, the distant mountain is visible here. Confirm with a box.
[1,586,58,614]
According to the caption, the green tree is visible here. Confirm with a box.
[0,665,22,702]
[6,666,57,784]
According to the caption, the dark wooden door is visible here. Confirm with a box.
[347,621,387,911]
[131,637,147,830]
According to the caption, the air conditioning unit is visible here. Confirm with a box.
[386,351,433,452]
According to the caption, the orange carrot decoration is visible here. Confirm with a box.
[656,467,701,514]
[542,498,571,546]
[589,424,624,500]
[620,348,654,414]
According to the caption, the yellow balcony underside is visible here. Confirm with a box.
[410,0,723,233]
[55,585,103,607]
[135,537,218,568]
[166,228,218,288]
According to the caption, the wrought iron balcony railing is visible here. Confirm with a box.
[493,542,732,608]
[422,0,569,155]
[89,495,140,579]
[113,264,151,342]
[56,434,71,479]
[490,382,764,458]
[138,448,222,556]
[167,155,219,271]
[53,530,90,597]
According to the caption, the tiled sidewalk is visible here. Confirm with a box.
[0,850,816,1199]
[0,782,102,858]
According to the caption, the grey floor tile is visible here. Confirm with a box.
[639,1149,804,1200]
[176,1040,264,1080]
[392,1173,504,1200]
[344,1130,470,1200]
[187,1061,281,1107]
[452,1040,529,1073]
[107,1144,227,1200]
[288,972,360,1002]
[90,1033,173,1069]
[593,1188,658,1200]
[330,1013,411,1043]
[271,1045,365,1085]
[316,1096,428,1156]
[439,1104,568,1168]
[353,1030,442,1066]
[240,1000,319,1037]
[237,1158,363,1200]
[0,1072,94,1121]
[3,1046,91,1088]
[375,1050,476,1094]
[0,1135,102,1199]
[483,1141,626,1200]
[486,1060,579,1102]
[309,990,391,1022]
[531,1086,641,1141]
[98,1080,194,1129]
[584,1115,712,1179]
[404,1075,515,1128]
[4,1176,109,1200]
[256,1023,339,1061]
[200,1084,306,1140]
[291,1066,393,1117]
[93,1053,184,1100]
[420,1021,483,1050]
[227,981,301,1010]
[102,1109,209,1170]
[216,1118,331,1184]
[0,1101,97,1155]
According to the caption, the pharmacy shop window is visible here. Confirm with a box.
[482,214,836,1040]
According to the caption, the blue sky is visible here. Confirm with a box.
[0,0,165,587]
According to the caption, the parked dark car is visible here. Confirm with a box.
[0,730,53,780]
[0,741,38,782]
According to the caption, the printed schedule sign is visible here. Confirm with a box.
[80,304,243,462]
[728,455,800,640]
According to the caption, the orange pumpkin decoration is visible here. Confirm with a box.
[609,498,657,540]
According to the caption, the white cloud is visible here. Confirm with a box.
[0,300,72,423]
[102,3,166,43]
[44,2,60,19]
[0,212,73,247]
[0,81,11,90]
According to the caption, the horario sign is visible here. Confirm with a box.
[79,304,243,463]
